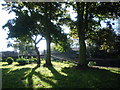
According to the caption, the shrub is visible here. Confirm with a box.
[28,59,34,64]
[29,58,35,64]
[33,58,38,62]
[88,61,96,67]
[63,60,69,64]
[17,57,29,65]
[18,60,29,65]
[29,57,38,64]
[16,56,38,65]
[6,57,14,65]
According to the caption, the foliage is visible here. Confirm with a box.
[8,39,36,55]
[92,28,116,52]
[2,2,120,67]
[64,2,120,67]
[2,2,69,67]
[51,42,71,52]
[6,57,14,65]
[29,57,37,64]
[2,6,44,66]
[88,61,96,67]
[16,56,38,65]
[16,57,29,65]
[87,46,114,59]
[86,33,120,59]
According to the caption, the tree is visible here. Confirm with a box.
[2,2,68,67]
[3,9,43,67]
[21,2,68,67]
[66,2,120,68]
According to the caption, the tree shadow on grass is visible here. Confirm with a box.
[61,67,120,88]
[2,65,62,88]
[33,69,58,88]
[23,65,72,88]
[3,65,42,88]
[2,67,31,88]
[47,66,68,88]
[3,63,120,88]
[47,66,88,88]
[2,64,9,66]
[15,64,27,66]
[2,68,11,75]
[23,65,39,88]
[28,65,120,88]
[23,65,59,88]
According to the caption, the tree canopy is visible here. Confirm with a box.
[2,2,120,68]
[65,2,120,67]
[3,2,68,67]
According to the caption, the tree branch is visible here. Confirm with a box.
[35,35,37,42]
[36,37,43,44]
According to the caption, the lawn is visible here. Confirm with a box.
[0,61,120,88]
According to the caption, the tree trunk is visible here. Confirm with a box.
[78,37,88,67]
[44,36,52,67]
[44,3,52,67]
[35,44,41,67]
[76,2,88,68]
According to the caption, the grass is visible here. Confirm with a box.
[0,61,120,88]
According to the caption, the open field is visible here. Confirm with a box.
[0,61,120,88]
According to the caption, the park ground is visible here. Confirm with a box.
[0,61,120,88]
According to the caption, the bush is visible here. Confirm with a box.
[17,57,29,65]
[33,58,37,62]
[63,60,69,64]
[28,59,34,64]
[28,57,37,64]
[18,60,29,65]
[88,61,96,67]
[6,57,14,65]
[16,57,38,65]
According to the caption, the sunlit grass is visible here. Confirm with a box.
[1,61,120,88]
[92,66,120,74]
